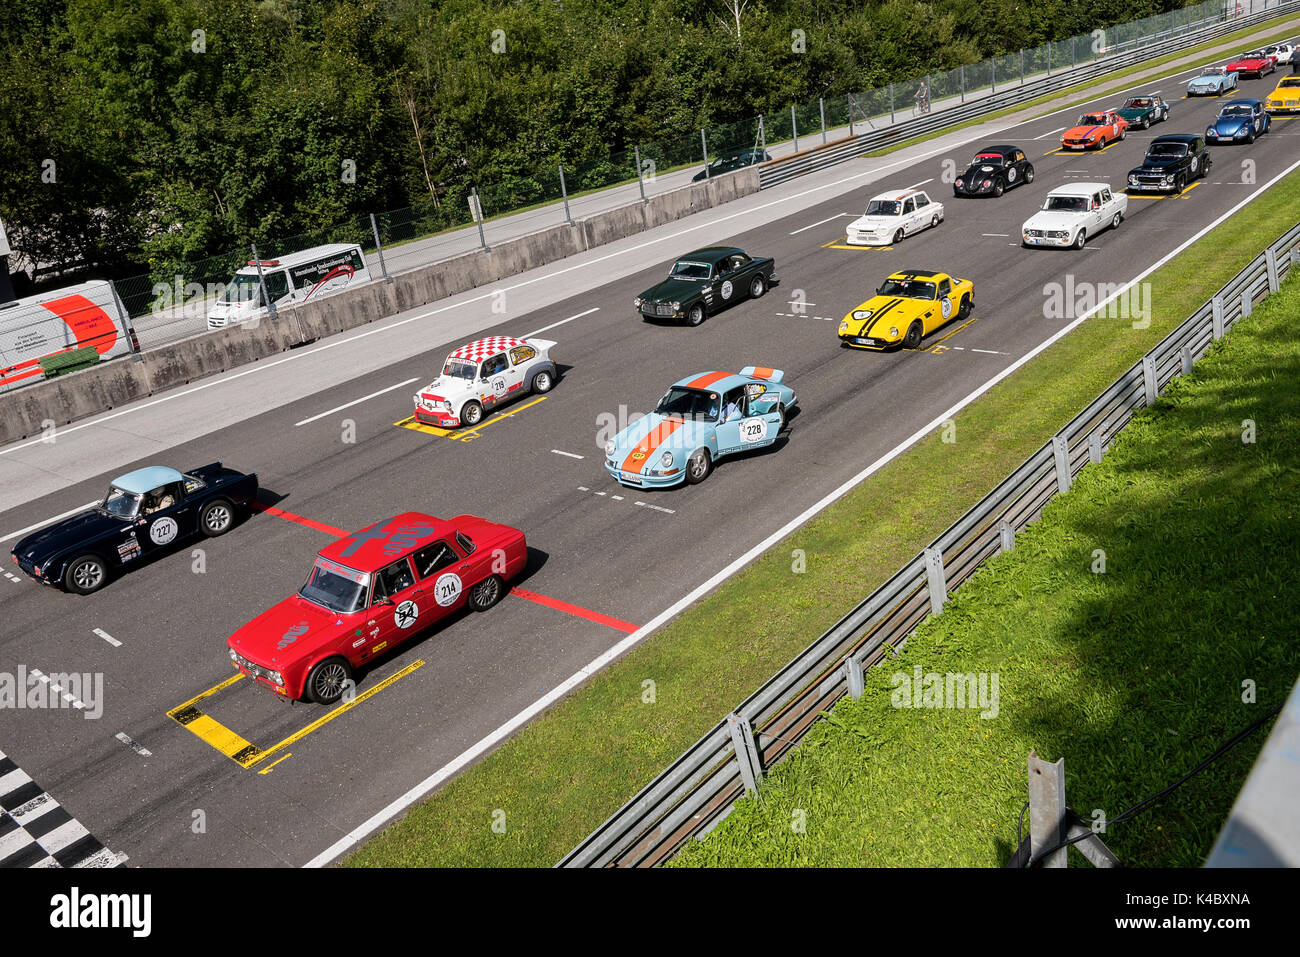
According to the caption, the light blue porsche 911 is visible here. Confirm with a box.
[603,367,797,488]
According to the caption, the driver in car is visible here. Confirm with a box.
[143,489,175,514]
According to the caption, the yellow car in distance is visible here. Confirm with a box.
[838,270,974,350]
[1264,75,1300,114]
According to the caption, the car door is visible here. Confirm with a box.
[900,197,917,235]
[414,536,482,610]
[715,256,740,305]
[364,556,423,658]
[479,353,511,408]
[929,278,955,333]
[507,343,536,398]
[715,387,749,455]
[719,384,782,453]
[1089,192,1107,230]
[913,193,932,228]
[136,481,193,554]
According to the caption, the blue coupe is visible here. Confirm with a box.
[1187,66,1238,96]
[1205,99,1270,143]
[603,367,797,488]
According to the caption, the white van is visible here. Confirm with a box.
[207,243,371,329]
[0,280,139,394]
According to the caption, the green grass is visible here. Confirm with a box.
[343,166,1300,869]
[672,271,1300,868]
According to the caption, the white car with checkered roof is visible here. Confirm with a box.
[412,336,558,428]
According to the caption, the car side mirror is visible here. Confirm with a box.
[374,595,392,606]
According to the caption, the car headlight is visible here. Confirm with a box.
[1128,175,1138,185]
[982,180,992,189]
[229,648,238,661]
[838,320,849,333]
[852,309,873,320]
[1206,127,1215,136]
[633,297,642,308]
[660,451,674,468]
[604,440,615,456]
[889,326,899,337]
[955,178,963,187]
[669,301,681,311]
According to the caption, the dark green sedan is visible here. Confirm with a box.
[1116,93,1170,129]
[634,247,778,326]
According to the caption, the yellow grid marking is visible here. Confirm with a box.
[395,395,547,441]
[822,239,893,251]
[926,316,980,354]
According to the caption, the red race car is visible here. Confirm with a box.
[227,512,527,704]
[1227,52,1276,79]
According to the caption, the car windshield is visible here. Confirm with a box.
[865,200,902,216]
[442,357,477,380]
[1220,105,1252,116]
[1079,114,1107,125]
[972,153,1004,165]
[299,558,370,614]
[1148,142,1188,156]
[878,279,936,300]
[1045,195,1089,212]
[220,273,261,304]
[1280,78,1300,88]
[101,486,141,519]
[1125,98,1151,108]
[669,261,711,280]
[655,386,718,421]
[1200,68,1224,76]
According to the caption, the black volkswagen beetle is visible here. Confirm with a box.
[953,145,1034,198]
[11,463,258,594]
[634,247,778,327]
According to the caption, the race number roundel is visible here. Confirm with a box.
[941,296,953,319]
[491,377,507,397]
[739,417,769,444]
[721,280,734,299]
[149,516,178,545]
[433,572,463,607]
[1008,167,1016,181]
[394,599,420,629]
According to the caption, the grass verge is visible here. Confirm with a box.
[343,167,1300,869]
[672,265,1300,868]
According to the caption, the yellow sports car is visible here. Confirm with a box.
[1264,75,1300,114]
[838,270,974,350]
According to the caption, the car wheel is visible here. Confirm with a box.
[532,370,554,394]
[958,296,972,320]
[903,321,924,350]
[930,214,940,228]
[467,574,505,612]
[893,228,905,244]
[749,274,767,299]
[1074,229,1087,250]
[199,498,234,537]
[1024,164,1035,184]
[1141,117,1149,129]
[992,180,1004,198]
[306,658,352,705]
[1118,127,1126,140]
[776,402,788,433]
[1246,128,1255,144]
[1111,211,1122,231]
[685,448,712,485]
[686,303,706,327]
[461,400,484,426]
[64,554,108,595]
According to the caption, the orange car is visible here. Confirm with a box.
[1061,110,1129,150]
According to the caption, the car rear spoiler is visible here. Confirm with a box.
[525,338,557,355]
[740,366,784,383]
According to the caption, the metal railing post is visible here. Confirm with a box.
[960,64,965,101]
[1241,288,1253,319]
[846,657,865,699]
[1212,295,1225,339]
[1181,345,1195,376]
[369,213,390,282]
[889,83,895,124]
[1047,43,1052,75]
[1051,435,1072,493]
[1089,430,1104,464]
[109,279,143,358]
[1020,49,1025,84]
[1073,35,1077,67]
[701,129,710,178]
[991,59,996,93]
[924,546,947,616]
[1141,355,1158,406]
[999,521,1015,552]
[847,95,854,135]
[470,188,488,251]
[819,97,827,144]
[758,114,766,153]
[634,146,647,202]
[1028,752,1069,868]
[726,714,763,796]
[1265,247,1279,292]
[558,164,573,224]
[791,105,799,151]
[250,244,277,320]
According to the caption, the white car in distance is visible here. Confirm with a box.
[846,189,945,246]
[1021,182,1127,250]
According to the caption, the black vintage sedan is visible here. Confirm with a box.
[691,149,771,182]
[953,145,1034,198]
[635,247,777,327]
[1126,134,1211,193]
[11,463,258,594]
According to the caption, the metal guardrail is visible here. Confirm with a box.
[560,222,1300,868]
[759,2,1300,188]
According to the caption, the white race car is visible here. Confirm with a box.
[845,188,945,246]
[1021,182,1127,250]
[412,336,557,428]
[1263,42,1295,65]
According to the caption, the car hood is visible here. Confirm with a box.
[639,277,704,302]
[227,594,352,668]
[959,162,1003,181]
[417,374,476,401]
[1023,209,1086,231]
[1210,115,1252,131]
[1064,123,1107,138]
[848,214,898,230]
[608,413,712,474]
[1116,108,1150,119]
[13,508,129,562]
[842,294,924,335]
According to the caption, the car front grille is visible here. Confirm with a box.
[642,302,676,318]
[232,651,278,684]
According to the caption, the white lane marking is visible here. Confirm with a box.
[981,233,1011,237]
[970,348,1009,355]
[576,486,589,492]
[551,450,584,459]
[523,306,599,338]
[115,733,152,758]
[611,495,624,501]
[1034,126,1067,139]
[3,43,1267,462]
[594,491,606,496]
[93,628,121,648]
[635,501,676,515]
[4,572,22,583]
[303,149,1300,870]
[29,670,85,710]
[294,378,420,427]
[789,213,855,235]
[0,502,99,545]
[904,178,934,190]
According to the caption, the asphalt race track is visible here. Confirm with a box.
[2,49,1299,866]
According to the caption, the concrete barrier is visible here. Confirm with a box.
[0,166,762,444]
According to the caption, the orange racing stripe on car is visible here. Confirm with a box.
[620,417,686,474]
[685,371,731,390]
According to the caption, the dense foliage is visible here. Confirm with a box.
[0,0,1192,275]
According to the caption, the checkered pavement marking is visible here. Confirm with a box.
[0,750,123,868]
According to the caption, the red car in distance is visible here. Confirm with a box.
[227,512,527,703]
[1227,52,1276,79]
